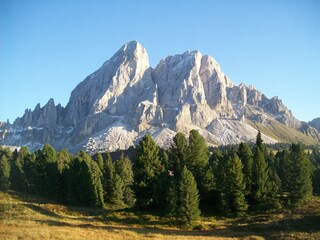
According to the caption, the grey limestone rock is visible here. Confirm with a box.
[1,41,319,153]
[309,118,320,132]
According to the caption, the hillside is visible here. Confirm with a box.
[1,191,320,240]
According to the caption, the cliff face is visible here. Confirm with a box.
[309,118,320,132]
[1,41,319,153]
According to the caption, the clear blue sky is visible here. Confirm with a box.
[1,0,319,123]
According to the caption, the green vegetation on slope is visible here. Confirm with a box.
[250,120,320,145]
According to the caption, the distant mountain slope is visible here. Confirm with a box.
[1,41,319,153]
[309,118,320,132]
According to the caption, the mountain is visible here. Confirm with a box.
[1,41,319,153]
[309,118,320,132]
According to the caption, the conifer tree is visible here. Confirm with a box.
[267,165,281,208]
[67,151,104,207]
[256,130,263,150]
[169,132,188,175]
[10,147,28,191]
[176,166,201,227]
[23,152,37,193]
[95,153,105,172]
[56,149,71,201]
[0,147,12,190]
[56,149,71,173]
[109,173,125,205]
[103,153,115,203]
[266,150,281,207]
[251,146,269,206]
[0,154,11,190]
[35,144,59,199]
[214,151,229,212]
[276,149,291,192]
[238,143,253,195]
[152,149,175,214]
[167,176,179,216]
[187,130,209,174]
[187,130,212,197]
[313,165,320,195]
[133,135,163,209]
[312,149,320,195]
[287,144,313,204]
[220,152,248,213]
[115,153,135,207]
[86,152,104,207]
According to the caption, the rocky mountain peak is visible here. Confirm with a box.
[109,41,150,74]
[13,98,59,128]
[64,41,151,126]
[1,42,319,153]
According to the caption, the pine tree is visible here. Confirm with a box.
[238,143,253,195]
[310,149,320,195]
[67,151,104,207]
[95,153,105,172]
[10,147,28,191]
[265,150,281,208]
[103,153,115,203]
[256,130,263,150]
[86,152,105,207]
[267,165,281,209]
[0,154,11,190]
[56,149,71,173]
[214,151,229,212]
[151,149,175,214]
[313,165,320,195]
[187,130,209,174]
[169,132,188,175]
[115,153,135,207]
[167,176,179,216]
[133,135,163,209]
[165,133,189,214]
[187,130,212,199]
[35,144,59,199]
[276,149,291,192]
[220,152,248,213]
[23,152,37,193]
[56,149,71,202]
[0,147,11,190]
[288,144,313,204]
[176,166,201,227]
[251,146,269,206]
[109,173,125,205]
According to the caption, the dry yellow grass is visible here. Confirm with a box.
[0,191,319,240]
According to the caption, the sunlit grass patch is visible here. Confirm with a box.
[1,191,320,240]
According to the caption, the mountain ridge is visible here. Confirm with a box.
[1,41,319,153]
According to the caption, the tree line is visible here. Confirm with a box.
[0,130,319,227]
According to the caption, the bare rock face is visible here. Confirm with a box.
[1,41,319,153]
[309,118,320,132]
[299,123,320,141]
[64,41,150,126]
[153,51,206,109]
[199,55,233,111]
[14,98,61,128]
[227,83,247,108]
[261,97,300,129]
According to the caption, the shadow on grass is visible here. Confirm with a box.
[32,213,320,239]
[7,191,320,239]
[31,212,320,240]
[23,203,62,219]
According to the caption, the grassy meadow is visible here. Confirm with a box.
[1,191,320,240]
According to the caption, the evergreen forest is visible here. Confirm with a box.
[1,130,319,227]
